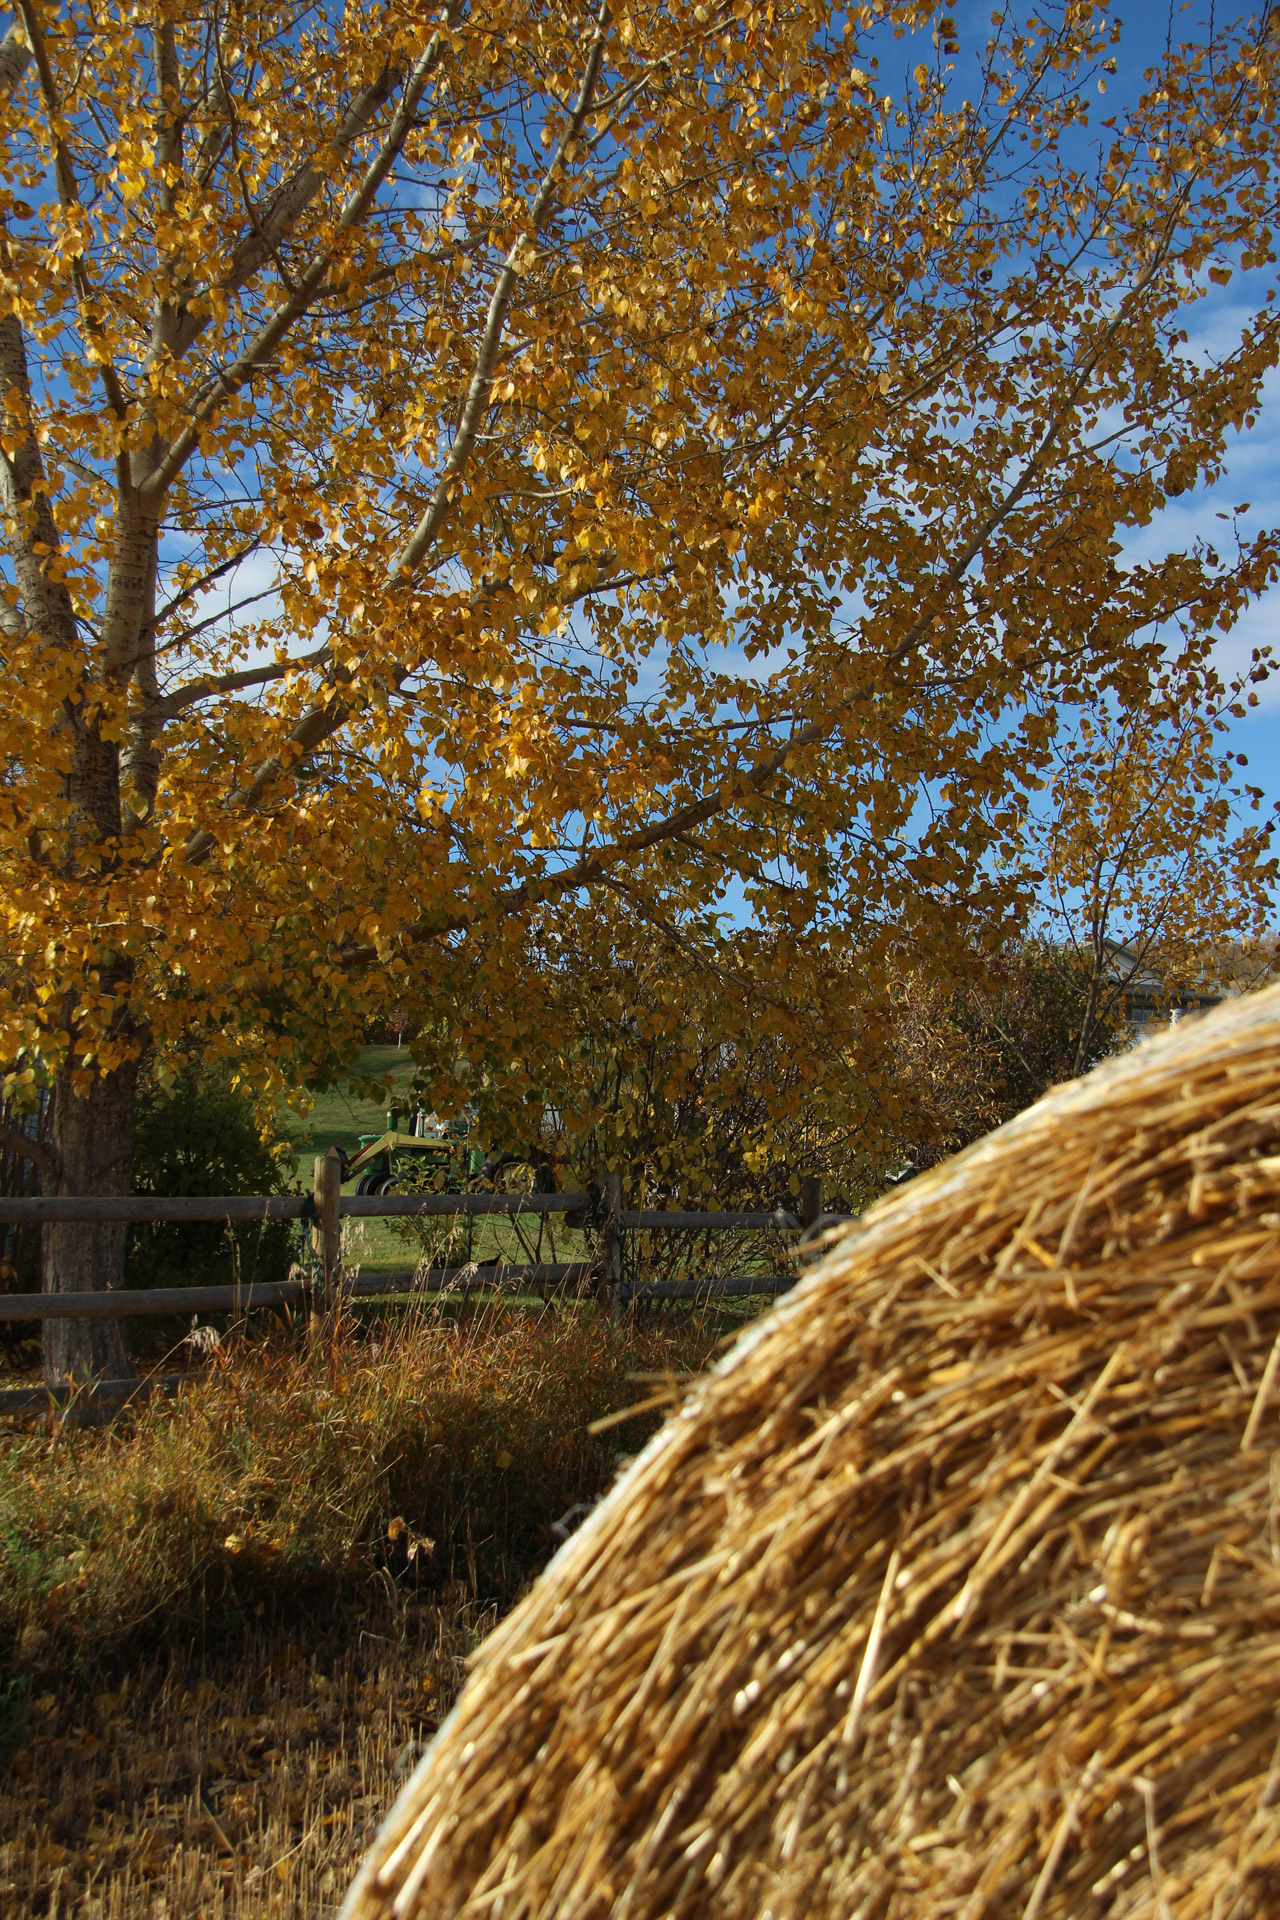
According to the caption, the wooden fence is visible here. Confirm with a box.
[0,1156,843,1404]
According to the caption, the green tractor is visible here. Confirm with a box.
[345,1108,557,1197]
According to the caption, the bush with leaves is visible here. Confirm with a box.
[410,923,1125,1223]
[408,915,911,1219]
[127,1070,298,1293]
[0,1307,730,1668]
[879,943,1123,1178]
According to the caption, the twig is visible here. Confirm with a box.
[1241,1327,1280,1449]
[1021,1754,1102,1920]
[842,1544,900,1749]
[1135,1776,1174,1920]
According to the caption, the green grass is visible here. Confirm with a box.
[342,1208,593,1279]
[280,1044,596,1274]
[284,1043,419,1164]
[285,1045,443,1272]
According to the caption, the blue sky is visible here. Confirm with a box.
[1122,288,1280,874]
[937,0,1280,830]
[928,1,1280,899]
[1163,346,1280,833]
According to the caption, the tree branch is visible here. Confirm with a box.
[388,0,612,581]
[141,20,458,505]
[180,686,351,863]
[153,583,283,660]
[147,15,192,365]
[333,708,833,967]
[152,540,263,630]
[179,7,609,866]
[0,586,26,637]
[0,311,79,644]
[155,642,329,718]
[0,20,32,96]
[15,0,129,425]
[166,60,406,362]
[0,1121,55,1174]
[174,6,1237,909]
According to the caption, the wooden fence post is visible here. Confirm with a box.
[601,1170,623,1323]
[312,1148,343,1325]
[800,1173,823,1233]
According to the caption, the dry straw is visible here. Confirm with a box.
[344,987,1280,1920]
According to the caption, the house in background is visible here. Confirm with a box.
[1103,939,1223,1040]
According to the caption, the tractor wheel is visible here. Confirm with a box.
[484,1155,539,1195]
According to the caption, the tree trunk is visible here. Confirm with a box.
[0,216,159,1390]
[42,1054,140,1385]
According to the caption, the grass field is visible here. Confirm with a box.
[283,1045,587,1274]
[0,1051,788,1915]
[282,1044,418,1165]
[1,1593,488,1920]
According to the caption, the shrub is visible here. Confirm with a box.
[128,1070,299,1292]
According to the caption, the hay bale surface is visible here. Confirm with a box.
[343,988,1280,1920]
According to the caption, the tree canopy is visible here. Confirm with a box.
[1029,662,1277,1070]
[0,0,1278,1371]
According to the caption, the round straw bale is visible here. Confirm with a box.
[343,987,1280,1920]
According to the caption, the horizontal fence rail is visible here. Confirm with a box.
[620,1208,800,1231]
[0,1195,306,1222]
[346,1192,590,1216]
[0,1191,595,1223]
[0,1267,795,1327]
[0,1375,185,1413]
[0,1199,825,1229]
[0,1159,837,1349]
[0,1262,593,1320]
[629,1275,790,1302]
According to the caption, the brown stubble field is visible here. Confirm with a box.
[1,1593,488,1918]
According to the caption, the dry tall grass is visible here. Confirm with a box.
[345,987,1280,1920]
[1,1301,728,1668]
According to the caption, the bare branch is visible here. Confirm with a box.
[152,540,262,630]
[154,584,282,658]
[389,1,612,581]
[0,1121,55,1174]
[0,20,32,97]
